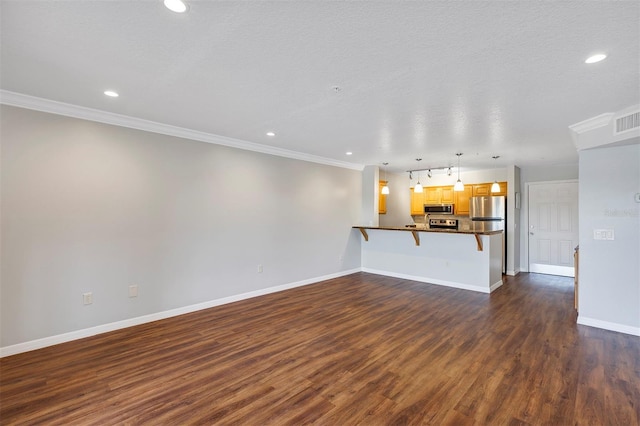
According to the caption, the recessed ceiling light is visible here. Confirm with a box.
[164,0,188,13]
[585,53,607,64]
[104,90,119,97]
[266,131,275,137]
[345,151,353,156]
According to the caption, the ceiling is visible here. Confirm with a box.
[1,1,639,173]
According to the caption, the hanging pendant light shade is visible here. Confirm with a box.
[491,156,500,193]
[381,162,390,194]
[453,153,464,191]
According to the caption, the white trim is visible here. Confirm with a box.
[0,268,361,357]
[506,269,520,276]
[529,264,575,277]
[568,113,614,134]
[362,267,503,294]
[577,316,640,336]
[0,90,364,171]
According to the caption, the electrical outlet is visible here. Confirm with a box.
[257,264,263,273]
[83,292,93,305]
[129,285,138,298]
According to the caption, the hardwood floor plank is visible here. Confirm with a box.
[2,272,639,424]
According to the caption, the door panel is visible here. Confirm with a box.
[537,239,551,263]
[528,182,578,276]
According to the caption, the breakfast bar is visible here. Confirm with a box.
[353,226,504,293]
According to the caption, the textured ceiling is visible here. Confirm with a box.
[1,1,639,172]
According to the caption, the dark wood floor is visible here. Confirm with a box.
[1,272,639,425]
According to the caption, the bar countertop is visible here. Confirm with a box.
[352,225,503,236]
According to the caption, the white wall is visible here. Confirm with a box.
[361,165,379,226]
[0,105,363,349]
[577,144,640,335]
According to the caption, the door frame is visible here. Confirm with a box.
[523,179,578,273]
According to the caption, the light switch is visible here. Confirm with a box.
[593,229,615,240]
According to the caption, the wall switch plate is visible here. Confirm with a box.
[593,229,615,240]
[257,264,263,273]
[83,292,93,305]
[635,193,640,203]
[129,285,138,298]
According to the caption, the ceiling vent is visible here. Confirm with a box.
[614,110,640,135]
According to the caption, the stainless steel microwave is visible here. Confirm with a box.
[424,204,454,214]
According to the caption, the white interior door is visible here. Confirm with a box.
[528,182,578,277]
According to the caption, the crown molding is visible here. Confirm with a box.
[568,112,614,134]
[0,90,364,171]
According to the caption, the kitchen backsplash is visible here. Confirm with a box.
[411,214,473,230]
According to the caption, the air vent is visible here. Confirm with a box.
[614,111,640,135]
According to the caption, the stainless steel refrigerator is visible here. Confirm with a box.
[470,196,506,272]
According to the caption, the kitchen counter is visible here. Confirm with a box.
[352,226,502,251]
[352,225,502,235]
[353,225,504,293]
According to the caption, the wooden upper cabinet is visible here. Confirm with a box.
[473,182,507,197]
[454,186,473,215]
[379,181,387,214]
[410,188,425,215]
[491,182,508,196]
[423,186,454,204]
[440,186,455,203]
[472,184,491,197]
[424,187,441,204]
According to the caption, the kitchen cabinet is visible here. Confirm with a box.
[472,182,507,197]
[379,181,387,214]
[454,186,473,215]
[424,187,441,204]
[472,184,491,197]
[423,186,454,204]
[491,182,507,196]
[410,188,425,215]
[441,186,455,203]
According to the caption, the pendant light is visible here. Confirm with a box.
[381,162,390,195]
[491,156,501,193]
[414,158,423,193]
[453,153,464,191]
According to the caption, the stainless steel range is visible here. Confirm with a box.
[429,218,458,229]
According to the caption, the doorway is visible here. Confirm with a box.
[528,181,578,277]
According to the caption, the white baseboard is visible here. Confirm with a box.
[0,268,361,358]
[577,315,640,336]
[506,269,520,276]
[529,263,574,277]
[361,268,493,294]
[490,279,504,292]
